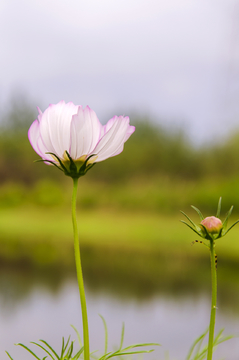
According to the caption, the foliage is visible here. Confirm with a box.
[6,320,158,360]
[185,328,233,360]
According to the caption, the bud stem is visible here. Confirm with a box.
[72,177,90,360]
[207,240,217,360]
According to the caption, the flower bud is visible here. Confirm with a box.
[201,216,223,234]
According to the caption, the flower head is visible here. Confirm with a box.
[200,216,223,235]
[181,197,239,241]
[28,101,135,178]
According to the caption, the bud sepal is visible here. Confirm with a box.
[181,197,239,241]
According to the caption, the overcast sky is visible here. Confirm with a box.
[1,0,239,143]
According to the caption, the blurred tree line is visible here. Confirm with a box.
[0,96,239,213]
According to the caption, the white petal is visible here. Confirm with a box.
[28,119,41,156]
[93,116,135,162]
[28,117,55,163]
[107,125,135,157]
[39,101,78,158]
[70,106,102,159]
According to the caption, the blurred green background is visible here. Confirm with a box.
[1,97,239,276]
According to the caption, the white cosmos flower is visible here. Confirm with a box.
[28,101,135,178]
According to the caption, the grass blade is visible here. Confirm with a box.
[99,315,108,354]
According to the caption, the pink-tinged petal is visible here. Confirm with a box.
[107,124,135,157]
[93,116,135,162]
[37,107,42,121]
[70,106,102,159]
[28,119,41,157]
[28,118,54,163]
[39,101,78,159]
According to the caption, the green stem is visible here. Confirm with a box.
[72,178,90,360]
[207,240,217,360]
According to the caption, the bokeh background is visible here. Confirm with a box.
[1,1,239,359]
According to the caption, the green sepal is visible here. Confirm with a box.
[45,152,68,173]
[34,158,64,172]
[64,153,96,179]
[215,226,223,240]
[180,220,202,237]
[191,205,204,221]
[222,205,233,230]
[180,211,198,229]
[65,151,77,172]
[216,197,222,218]
[200,224,213,241]
[222,219,239,236]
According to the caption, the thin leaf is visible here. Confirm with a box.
[119,322,125,350]
[66,341,74,358]
[223,220,239,236]
[180,211,198,228]
[213,328,224,343]
[61,337,65,358]
[216,197,222,218]
[123,342,160,350]
[39,340,60,360]
[191,206,204,221]
[215,335,234,345]
[71,325,82,347]
[99,315,108,354]
[63,336,71,356]
[180,220,201,236]
[98,351,111,360]
[223,206,233,229]
[31,342,56,360]
[5,352,14,360]
[16,344,41,360]
[186,329,208,360]
[105,349,154,360]
[72,346,84,360]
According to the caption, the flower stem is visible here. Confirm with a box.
[207,240,217,360]
[72,178,90,360]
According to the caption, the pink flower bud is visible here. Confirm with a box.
[200,216,223,234]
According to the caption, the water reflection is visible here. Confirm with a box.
[1,251,239,360]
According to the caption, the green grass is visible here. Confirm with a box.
[2,205,239,304]
[1,206,239,262]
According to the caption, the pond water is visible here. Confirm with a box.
[1,262,239,360]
